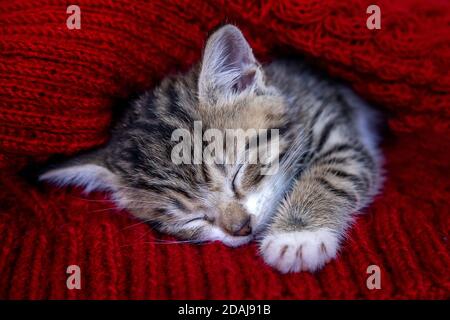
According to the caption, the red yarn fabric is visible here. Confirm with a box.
[0,0,449,299]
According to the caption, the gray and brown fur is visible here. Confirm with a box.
[40,25,383,273]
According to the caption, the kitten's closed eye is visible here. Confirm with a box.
[185,214,214,224]
[231,164,243,197]
[184,215,208,224]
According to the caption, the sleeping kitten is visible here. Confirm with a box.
[40,25,382,273]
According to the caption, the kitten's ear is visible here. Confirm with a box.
[199,25,262,104]
[39,149,119,194]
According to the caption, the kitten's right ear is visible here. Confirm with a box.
[198,25,263,104]
[39,149,119,194]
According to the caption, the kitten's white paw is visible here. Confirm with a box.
[259,229,339,273]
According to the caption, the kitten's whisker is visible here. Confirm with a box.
[117,185,171,194]
[68,195,113,202]
[119,239,209,247]
[89,207,123,213]
[122,219,153,230]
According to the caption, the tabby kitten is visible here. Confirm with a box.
[40,25,382,273]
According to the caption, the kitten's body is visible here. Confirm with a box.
[41,25,382,273]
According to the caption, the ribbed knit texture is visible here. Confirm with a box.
[0,0,449,299]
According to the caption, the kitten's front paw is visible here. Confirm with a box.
[259,228,339,273]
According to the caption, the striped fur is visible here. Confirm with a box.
[40,25,383,272]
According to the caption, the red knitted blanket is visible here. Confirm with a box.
[0,0,449,299]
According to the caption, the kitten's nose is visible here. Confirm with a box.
[219,203,253,237]
[232,216,252,237]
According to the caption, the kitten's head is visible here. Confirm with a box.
[40,25,291,247]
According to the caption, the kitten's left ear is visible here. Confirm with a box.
[39,149,120,194]
[199,25,263,104]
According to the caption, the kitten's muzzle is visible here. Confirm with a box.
[231,216,252,237]
[219,203,253,237]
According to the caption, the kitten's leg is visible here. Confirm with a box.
[260,141,380,273]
